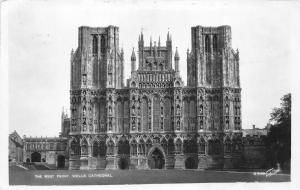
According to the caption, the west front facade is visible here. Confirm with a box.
[68,25,242,170]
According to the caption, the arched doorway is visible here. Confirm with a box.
[57,155,65,168]
[31,152,41,162]
[185,157,198,169]
[118,158,129,170]
[148,148,165,169]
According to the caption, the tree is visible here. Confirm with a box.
[266,93,291,172]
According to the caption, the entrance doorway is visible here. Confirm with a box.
[148,148,165,169]
[31,152,41,162]
[118,158,129,169]
[57,155,65,168]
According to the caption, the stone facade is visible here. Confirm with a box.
[21,111,70,169]
[9,131,24,163]
[68,25,243,170]
[23,136,68,168]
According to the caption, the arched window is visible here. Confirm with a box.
[213,35,217,52]
[142,97,148,132]
[101,35,105,54]
[205,35,210,53]
[92,35,98,55]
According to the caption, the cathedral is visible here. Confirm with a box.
[69,25,242,170]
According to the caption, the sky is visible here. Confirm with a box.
[2,0,297,137]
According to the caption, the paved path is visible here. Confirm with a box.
[9,168,290,185]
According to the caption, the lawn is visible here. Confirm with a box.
[9,167,290,185]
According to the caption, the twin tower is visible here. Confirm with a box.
[69,25,242,170]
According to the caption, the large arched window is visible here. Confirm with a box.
[101,35,105,54]
[205,35,210,53]
[213,35,217,52]
[153,95,160,131]
[142,97,148,132]
[92,35,98,55]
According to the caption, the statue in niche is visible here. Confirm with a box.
[89,106,92,116]
[176,105,180,115]
[132,119,136,130]
[108,61,112,73]
[109,121,112,131]
[81,146,88,155]
[200,121,203,129]
[83,106,86,117]
[199,105,203,115]
[132,106,136,116]
[235,143,240,151]
[108,106,112,115]
[138,121,141,131]
[176,120,180,130]
[226,121,229,130]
